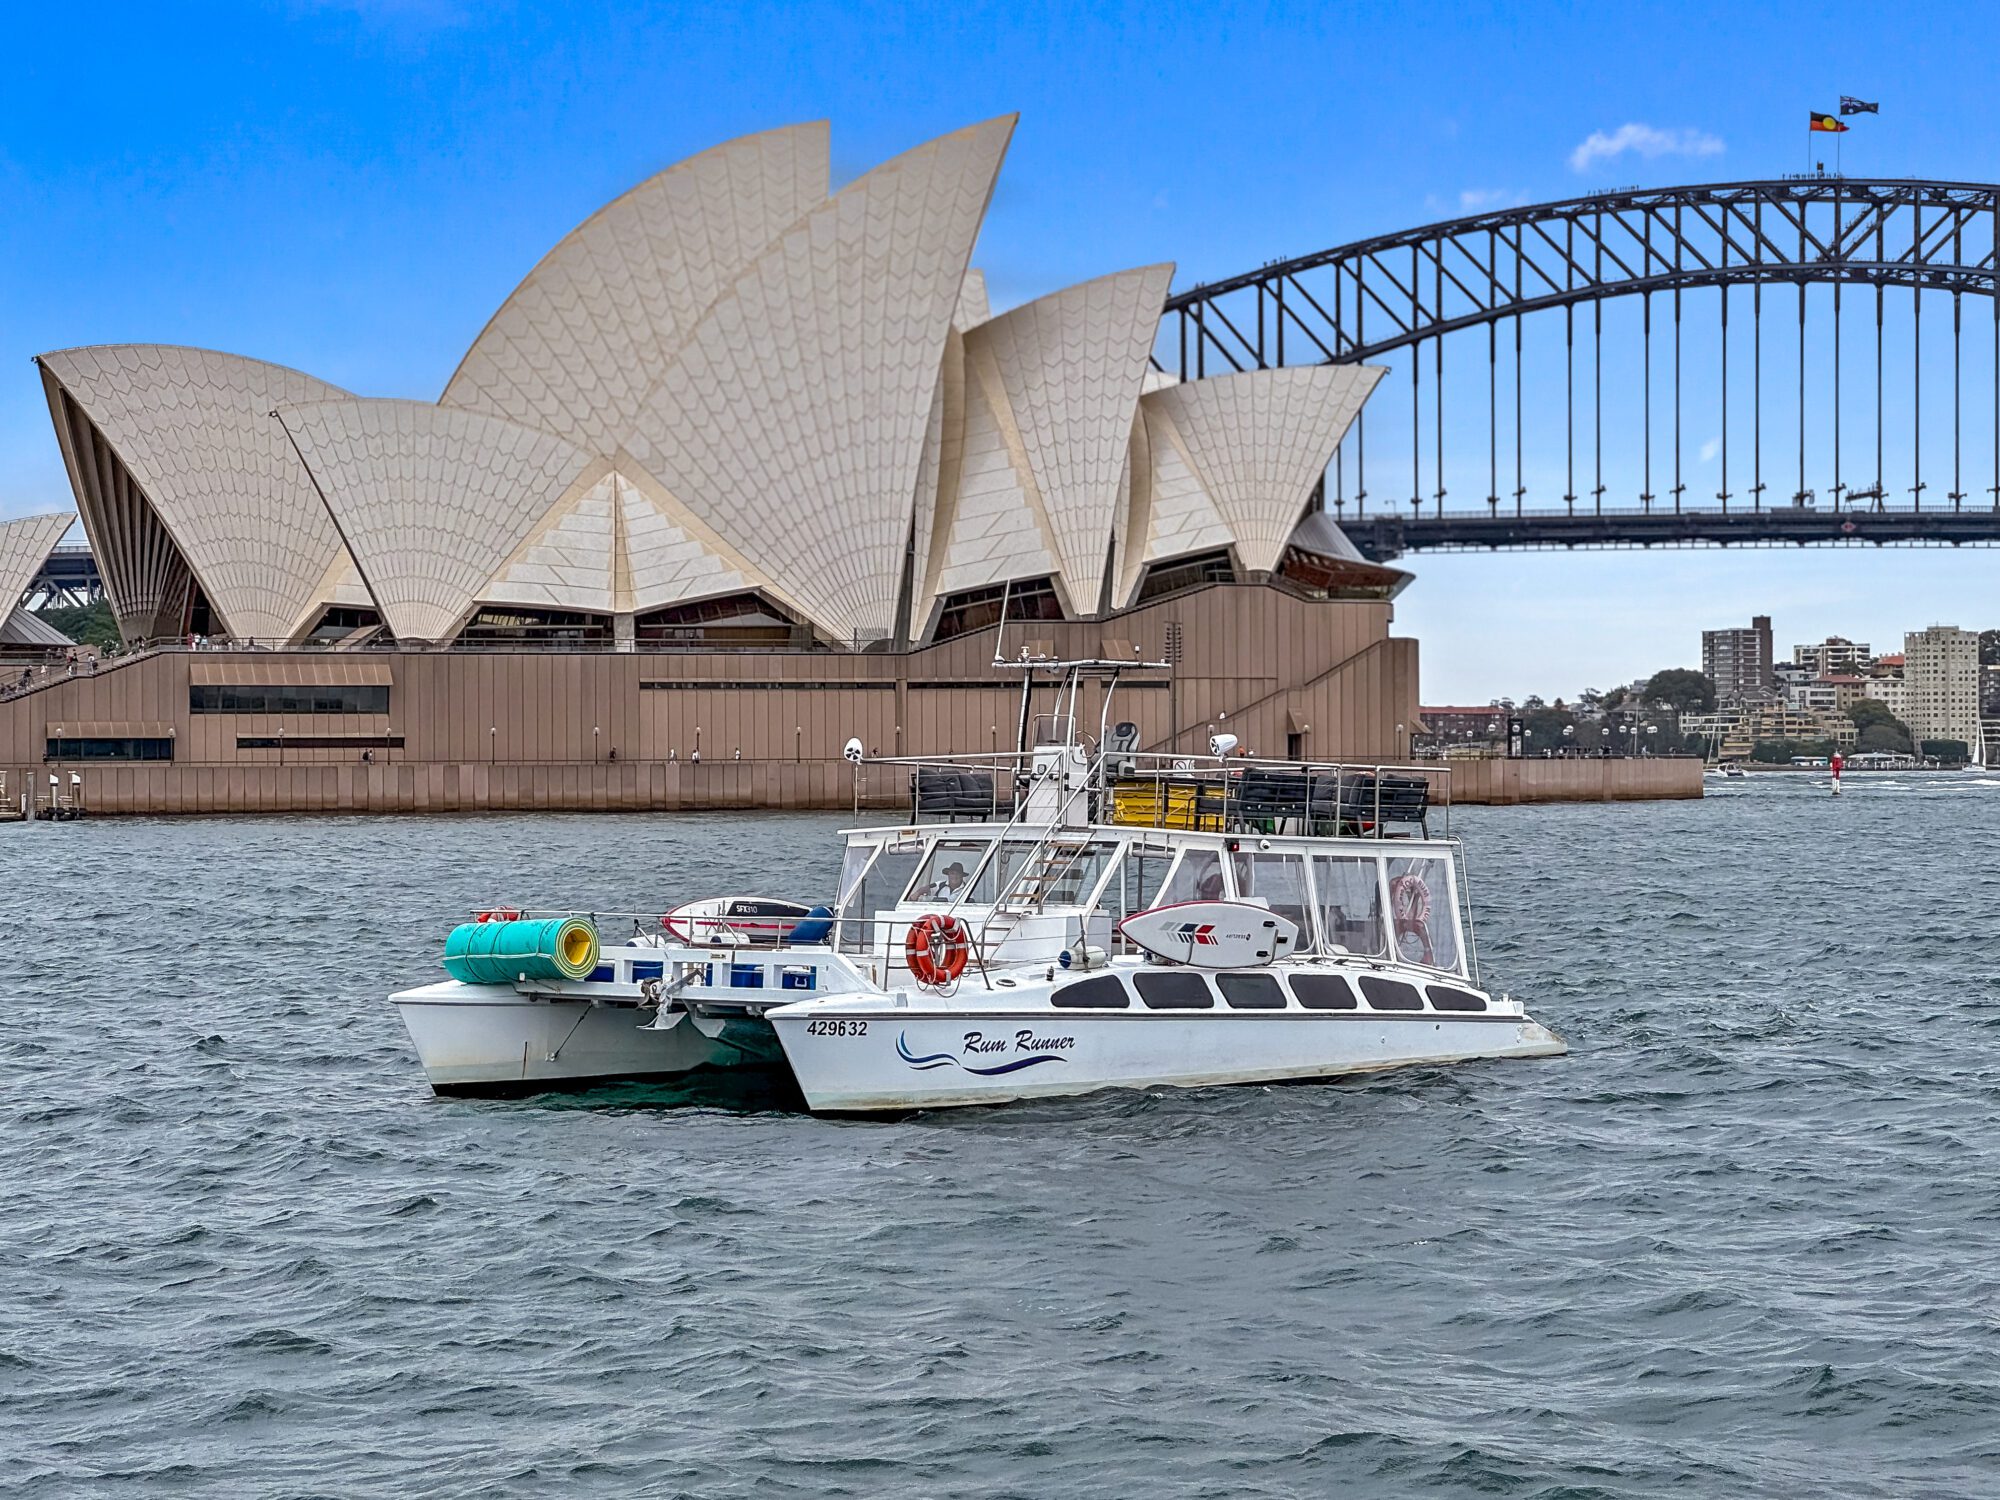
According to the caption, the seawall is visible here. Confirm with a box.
[1442,756,1704,805]
[1,754,1702,818]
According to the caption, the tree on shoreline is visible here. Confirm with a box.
[1642,668,1716,715]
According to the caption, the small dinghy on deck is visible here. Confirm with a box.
[388,657,1565,1108]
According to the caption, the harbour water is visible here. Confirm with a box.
[5,776,1999,1496]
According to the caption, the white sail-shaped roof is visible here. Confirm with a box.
[953,269,991,332]
[37,346,356,641]
[1138,365,1383,572]
[622,116,1016,644]
[957,263,1172,610]
[279,400,597,643]
[928,346,1061,602]
[441,123,830,455]
[1125,403,1236,589]
[0,512,73,612]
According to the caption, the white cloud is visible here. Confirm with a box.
[1457,188,1524,211]
[1569,123,1725,175]
[1699,437,1721,463]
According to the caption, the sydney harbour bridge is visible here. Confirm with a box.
[1161,174,2000,562]
[29,172,2000,599]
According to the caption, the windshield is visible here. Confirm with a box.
[837,838,924,953]
[1312,854,1386,956]
[1387,855,1459,971]
[993,839,1120,908]
[1233,850,1311,934]
[1158,847,1225,905]
[907,836,998,904]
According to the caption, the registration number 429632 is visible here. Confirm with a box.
[805,1018,869,1037]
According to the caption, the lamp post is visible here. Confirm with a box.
[594,724,601,763]
[489,725,496,765]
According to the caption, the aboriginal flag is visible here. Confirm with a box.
[1810,112,1850,133]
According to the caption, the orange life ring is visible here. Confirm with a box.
[905,913,970,986]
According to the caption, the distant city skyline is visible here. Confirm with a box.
[1399,547,2000,702]
[7,1,2000,693]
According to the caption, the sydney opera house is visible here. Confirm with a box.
[2,116,1420,814]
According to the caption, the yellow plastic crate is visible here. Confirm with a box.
[1109,779,1225,830]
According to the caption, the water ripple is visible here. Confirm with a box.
[4,787,2000,1495]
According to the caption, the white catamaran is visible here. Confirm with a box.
[390,658,1565,1111]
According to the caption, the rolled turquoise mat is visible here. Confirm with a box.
[442,916,599,984]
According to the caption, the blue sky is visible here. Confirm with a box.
[5,0,1996,699]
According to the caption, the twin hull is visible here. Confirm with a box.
[392,980,1563,1108]
[769,1007,1565,1111]
[392,984,777,1093]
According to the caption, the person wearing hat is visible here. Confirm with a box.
[929,860,972,900]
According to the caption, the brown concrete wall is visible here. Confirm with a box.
[1442,756,1705,805]
[0,754,1704,817]
[0,585,1430,816]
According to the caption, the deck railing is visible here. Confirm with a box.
[878,748,1449,839]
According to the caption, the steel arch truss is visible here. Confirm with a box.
[1166,179,2000,372]
[1164,177,2000,554]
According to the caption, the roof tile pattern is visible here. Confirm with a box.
[483,471,619,611]
[1136,407,1234,563]
[931,361,1058,599]
[36,346,354,640]
[0,511,74,611]
[963,264,1173,607]
[623,116,1015,643]
[281,400,596,642]
[442,123,830,454]
[952,269,991,332]
[1139,366,1383,572]
[618,473,751,611]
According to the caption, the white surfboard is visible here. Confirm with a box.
[662,896,815,946]
[1116,900,1301,968]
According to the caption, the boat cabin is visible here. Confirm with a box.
[831,822,1471,982]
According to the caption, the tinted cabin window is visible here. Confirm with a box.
[1291,973,1356,1010]
[1428,986,1487,1012]
[1133,971,1214,1009]
[1358,976,1424,1011]
[1051,975,1128,1009]
[1217,972,1285,1009]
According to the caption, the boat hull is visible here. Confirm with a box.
[392,982,779,1094]
[770,1007,1566,1112]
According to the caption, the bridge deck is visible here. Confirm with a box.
[1339,506,2000,561]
